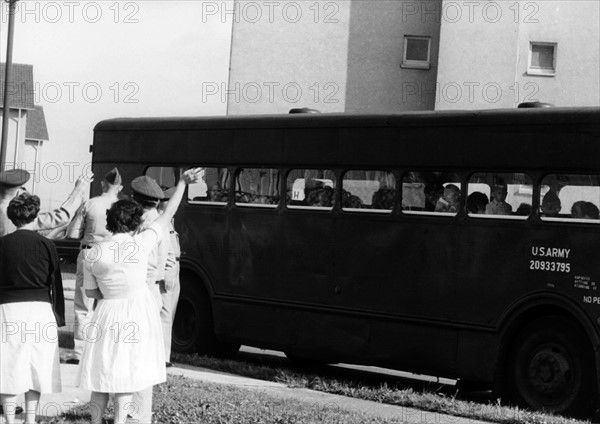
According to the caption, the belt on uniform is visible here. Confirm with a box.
[81,245,92,249]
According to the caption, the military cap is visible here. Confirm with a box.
[0,169,31,187]
[161,187,177,201]
[131,176,164,200]
[104,167,122,185]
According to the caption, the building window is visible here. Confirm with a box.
[401,36,431,70]
[528,42,557,76]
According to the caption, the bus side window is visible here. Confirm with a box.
[188,167,230,205]
[342,170,395,212]
[235,168,280,207]
[401,171,460,216]
[286,169,336,210]
[468,172,532,219]
[540,174,600,222]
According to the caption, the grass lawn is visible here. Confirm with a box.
[58,375,407,424]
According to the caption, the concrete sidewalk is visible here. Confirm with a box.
[0,362,495,424]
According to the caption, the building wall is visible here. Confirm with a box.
[345,0,442,112]
[436,0,600,110]
[0,109,28,167]
[514,2,600,107]
[227,0,351,115]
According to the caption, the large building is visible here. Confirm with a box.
[226,0,599,114]
[0,63,49,193]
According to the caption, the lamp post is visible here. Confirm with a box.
[1,0,19,172]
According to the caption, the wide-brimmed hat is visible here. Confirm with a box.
[161,187,177,201]
[0,169,30,187]
[131,176,164,200]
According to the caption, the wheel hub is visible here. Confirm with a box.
[528,348,571,394]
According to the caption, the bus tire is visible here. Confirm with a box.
[507,315,596,416]
[172,273,240,358]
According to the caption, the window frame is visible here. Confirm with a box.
[401,35,432,70]
[527,41,557,77]
[285,168,337,211]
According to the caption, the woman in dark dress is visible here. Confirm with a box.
[0,193,65,424]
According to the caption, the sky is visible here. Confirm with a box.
[0,0,234,207]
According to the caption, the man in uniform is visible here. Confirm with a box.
[0,168,88,237]
[65,168,123,364]
[158,187,181,368]
[128,175,169,424]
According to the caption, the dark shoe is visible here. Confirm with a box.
[66,358,80,365]
[0,406,23,414]
[166,362,173,368]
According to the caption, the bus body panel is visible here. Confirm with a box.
[91,107,600,414]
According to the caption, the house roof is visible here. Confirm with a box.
[0,63,36,110]
[26,106,49,141]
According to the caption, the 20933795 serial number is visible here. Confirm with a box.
[530,260,570,273]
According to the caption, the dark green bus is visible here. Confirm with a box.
[91,106,600,417]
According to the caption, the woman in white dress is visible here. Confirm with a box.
[78,168,202,424]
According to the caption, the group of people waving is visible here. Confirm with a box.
[0,167,202,424]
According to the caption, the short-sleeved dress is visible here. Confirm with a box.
[78,223,166,392]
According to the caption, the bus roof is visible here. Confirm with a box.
[94,107,599,132]
[92,107,600,171]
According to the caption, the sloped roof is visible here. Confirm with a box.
[0,63,36,110]
[26,105,49,141]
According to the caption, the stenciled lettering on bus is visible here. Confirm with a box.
[89,107,600,418]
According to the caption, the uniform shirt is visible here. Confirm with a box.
[164,219,180,279]
[0,188,83,237]
[67,192,118,246]
[137,208,169,284]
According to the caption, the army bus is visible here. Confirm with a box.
[89,106,600,417]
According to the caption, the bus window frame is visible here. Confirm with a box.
[183,165,232,208]
[466,171,535,221]
[285,167,337,212]
[340,168,397,214]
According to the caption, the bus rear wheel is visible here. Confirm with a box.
[507,316,596,417]
[172,272,240,358]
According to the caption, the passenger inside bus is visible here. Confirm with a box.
[515,203,533,216]
[372,188,395,210]
[424,182,444,211]
[305,184,333,207]
[434,184,460,213]
[571,201,600,219]
[485,183,512,215]
[466,191,489,214]
[541,190,562,217]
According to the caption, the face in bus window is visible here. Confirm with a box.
[571,201,599,219]
[467,191,489,214]
[491,185,508,203]
[541,190,561,217]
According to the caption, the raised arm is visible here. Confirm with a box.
[153,168,203,230]
[33,174,92,232]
